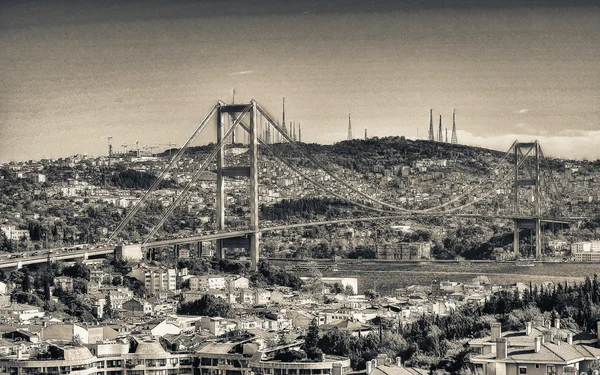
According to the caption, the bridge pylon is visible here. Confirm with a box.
[216,101,260,270]
[512,141,542,258]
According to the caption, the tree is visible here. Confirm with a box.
[0,231,12,252]
[344,285,355,295]
[274,349,308,362]
[177,295,232,317]
[62,262,90,280]
[364,289,379,300]
[103,294,113,319]
[303,318,323,361]
[22,267,31,293]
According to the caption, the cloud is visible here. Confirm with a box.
[515,109,529,114]
[457,129,600,161]
[228,70,254,76]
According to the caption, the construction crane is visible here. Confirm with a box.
[156,143,177,158]
[145,146,158,155]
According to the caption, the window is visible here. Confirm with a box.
[546,365,556,374]
[519,367,527,374]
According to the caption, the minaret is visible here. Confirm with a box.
[438,115,443,142]
[298,122,302,143]
[289,122,293,141]
[282,97,285,132]
[365,128,368,140]
[445,128,448,143]
[428,109,434,141]
[451,108,458,144]
[347,110,353,140]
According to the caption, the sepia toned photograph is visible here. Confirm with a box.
[0,1,599,374]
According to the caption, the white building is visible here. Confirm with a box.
[0,226,30,241]
[571,241,600,261]
[189,275,226,291]
[145,268,176,296]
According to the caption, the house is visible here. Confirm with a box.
[0,304,44,321]
[198,316,237,336]
[471,335,600,375]
[318,319,376,337]
[140,320,182,337]
[122,299,153,317]
[54,276,74,292]
[365,354,427,375]
[229,276,250,290]
[255,289,271,305]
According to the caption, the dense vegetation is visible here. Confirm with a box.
[484,274,600,332]
[260,197,353,221]
[318,304,486,373]
[110,168,176,189]
[177,294,233,317]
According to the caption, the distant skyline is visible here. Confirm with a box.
[1,0,599,162]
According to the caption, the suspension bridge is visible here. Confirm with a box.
[0,99,580,270]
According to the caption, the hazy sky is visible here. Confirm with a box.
[1,0,599,162]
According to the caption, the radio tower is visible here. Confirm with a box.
[347,110,353,140]
[451,109,458,144]
[438,115,443,142]
[428,109,434,141]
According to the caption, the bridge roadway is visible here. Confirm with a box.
[0,214,576,269]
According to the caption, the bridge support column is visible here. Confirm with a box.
[535,218,541,259]
[249,101,260,271]
[216,240,224,259]
[216,104,225,259]
[513,220,520,257]
[250,233,260,271]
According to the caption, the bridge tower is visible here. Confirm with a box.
[216,101,260,270]
[513,141,542,258]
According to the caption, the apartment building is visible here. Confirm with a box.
[571,241,600,261]
[376,242,431,260]
[189,276,226,291]
[143,268,176,296]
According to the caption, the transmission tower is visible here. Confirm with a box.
[451,109,458,144]
[428,109,434,141]
[347,110,353,140]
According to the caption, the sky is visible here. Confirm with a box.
[1,0,599,162]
